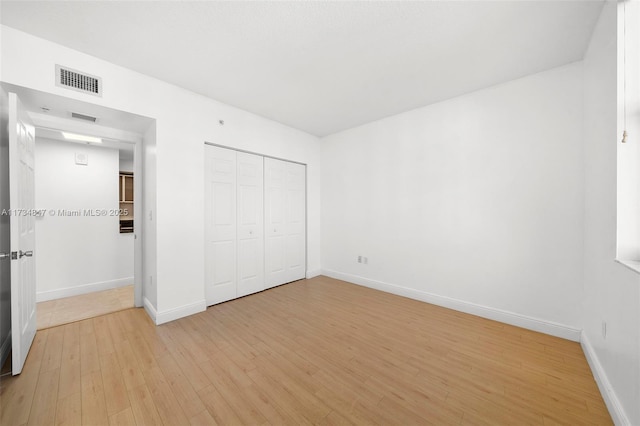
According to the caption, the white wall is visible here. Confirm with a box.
[322,62,585,339]
[119,157,134,173]
[582,3,640,425]
[34,138,133,301]
[0,25,322,322]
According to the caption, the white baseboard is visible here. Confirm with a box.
[306,269,322,279]
[154,299,206,325]
[143,297,157,323]
[37,277,133,302]
[581,332,630,425]
[321,269,581,342]
[0,330,11,369]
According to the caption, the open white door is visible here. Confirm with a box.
[8,92,37,375]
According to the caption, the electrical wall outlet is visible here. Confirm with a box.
[602,321,607,339]
[357,255,362,263]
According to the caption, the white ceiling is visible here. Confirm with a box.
[0,1,604,137]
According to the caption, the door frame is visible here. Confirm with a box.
[204,142,307,167]
[203,141,308,280]
[133,137,143,307]
[3,83,151,312]
[31,118,145,308]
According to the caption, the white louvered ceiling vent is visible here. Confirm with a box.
[71,112,98,122]
[56,65,102,97]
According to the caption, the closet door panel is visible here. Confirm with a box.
[237,152,264,297]
[206,147,306,302]
[265,158,287,288]
[265,235,285,287]
[211,241,235,288]
[205,146,237,305]
[285,234,304,278]
[212,182,234,239]
[265,158,306,288]
[285,162,306,282]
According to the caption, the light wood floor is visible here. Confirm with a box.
[37,286,134,330]
[0,276,611,425]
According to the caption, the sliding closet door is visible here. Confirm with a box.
[205,146,237,305]
[236,152,264,297]
[265,158,306,288]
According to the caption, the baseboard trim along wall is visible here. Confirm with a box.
[581,332,630,426]
[321,270,582,342]
[143,297,157,323]
[154,299,206,325]
[306,269,322,279]
[0,330,11,370]
[36,277,134,302]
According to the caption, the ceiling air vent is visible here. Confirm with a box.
[71,112,98,123]
[55,65,102,97]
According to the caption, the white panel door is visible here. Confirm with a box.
[205,146,237,305]
[8,92,37,375]
[265,158,306,288]
[236,152,264,297]
[284,162,306,283]
[264,158,287,288]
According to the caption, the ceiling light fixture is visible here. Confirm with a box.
[61,131,102,144]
